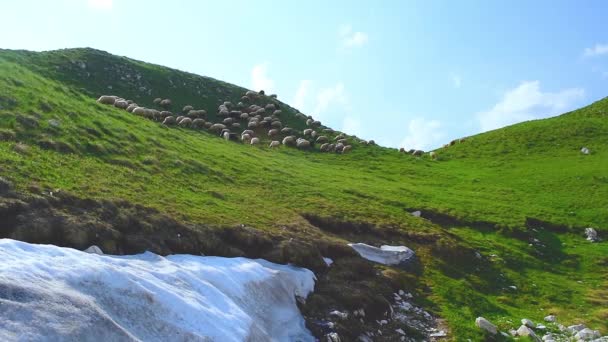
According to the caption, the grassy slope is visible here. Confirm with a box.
[0,48,607,340]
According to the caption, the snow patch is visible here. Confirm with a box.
[348,243,415,267]
[0,239,315,341]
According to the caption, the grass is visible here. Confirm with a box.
[0,47,607,340]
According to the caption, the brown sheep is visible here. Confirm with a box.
[162,116,176,125]
[296,138,311,149]
[269,140,280,148]
[97,95,117,105]
[250,137,260,145]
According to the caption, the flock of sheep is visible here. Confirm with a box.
[97,90,365,153]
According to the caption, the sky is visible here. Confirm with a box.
[1,0,607,150]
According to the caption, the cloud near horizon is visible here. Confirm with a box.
[400,118,445,150]
[339,25,368,48]
[583,43,608,57]
[251,63,274,93]
[478,81,585,132]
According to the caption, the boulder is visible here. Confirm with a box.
[84,245,103,255]
[347,243,415,268]
[544,315,556,323]
[475,317,498,335]
[517,325,540,341]
[574,328,600,340]
[585,228,598,242]
[522,319,536,328]
[581,147,590,155]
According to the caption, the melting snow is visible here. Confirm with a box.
[0,239,315,341]
[348,243,415,267]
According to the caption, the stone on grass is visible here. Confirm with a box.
[475,317,498,335]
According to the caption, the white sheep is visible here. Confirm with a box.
[250,137,260,145]
[97,95,117,105]
[269,141,280,148]
[162,116,176,125]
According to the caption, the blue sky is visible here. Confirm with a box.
[1,0,607,149]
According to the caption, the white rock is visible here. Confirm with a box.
[567,324,586,334]
[475,317,498,335]
[575,328,600,340]
[522,318,536,328]
[517,325,540,341]
[509,285,518,290]
[585,228,598,242]
[329,310,348,320]
[410,210,421,217]
[537,324,546,330]
[348,243,415,267]
[323,257,334,266]
[581,147,590,154]
[84,245,103,255]
[326,332,341,342]
[395,328,406,335]
[544,315,557,322]
[431,330,447,337]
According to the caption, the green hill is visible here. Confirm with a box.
[1,48,606,340]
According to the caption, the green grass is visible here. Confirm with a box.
[1,47,607,340]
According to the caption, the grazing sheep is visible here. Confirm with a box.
[223,101,233,108]
[223,117,234,125]
[162,116,176,125]
[204,122,213,129]
[303,129,313,136]
[269,140,280,148]
[312,120,321,127]
[449,139,457,146]
[337,139,348,145]
[178,117,192,127]
[97,95,117,105]
[176,115,185,123]
[209,123,227,133]
[219,109,229,117]
[246,90,258,98]
[282,136,296,146]
[327,143,336,152]
[153,98,162,105]
[241,133,252,142]
[114,100,129,109]
[256,108,267,115]
[335,143,345,153]
[223,131,230,140]
[240,112,250,120]
[218,104,228,112]
[368,140,376,145]
[335,133,346,140]
[230,110,242,118]
[192,118,206,128]
[242,129,254,136]
[160,99,172,109]
[311,131,317,138]
[250,137,260,145]
[183,105,194,113]
[248,121,258,129]
[342,145,352,154]
[231,123,241,129]
[268,129,279,137]
[273,110,282,116]
[459,138,467,143]
[220,128,231,137]
[316,136,329,143]
[281,127,292,134]
[296,138,311,149]
[265,104,276,111]
[126,104,138,113]
[359,140,368,145]
[306,119,313,126]
[160,111,172,118]
[132,107,146,116]
[149,109,161,120]
[320,143,330,152]
[429,151,437,159]
[408,149,415,154]
[270,121,282,129]
[413,150,424,156]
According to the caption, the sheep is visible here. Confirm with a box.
[237,102,244,108]
[269,140,280,148]
[219,109,229,117]
[368,140,376,145]
[306,119,313,126]
[268,129,279,137]
[149,109,161,120]
[160,99,172,109]
[223,131,230,140]
[204,122,213,129]
[188,110,207,118]
[312,120,321,127]
[230,110,242,118]
[311,131,317,138]
[256,108,267,115]
[282,136,296,146]
[413,150,424,156]
[359,140,368,145]
[316,136,329,143]
[449,139,457,146]
[192,118,206,128]
[320,143,330,152]
[126,104,138,113]
[296,138,311,149]
[223,117,234,125]
[337,139,348,145]
[250,137,260,145]
[241,133,252,142]
[459,138,467,143]
[232,123,241,129]
[97,95,117,105]
[176,115,185,123]
[399,148,406,153]
[162,116,176,125]
[248,121,258,129]
[342,145,352,154]
[429,151,437,159]
[270,120,282,129]
[303,129,313,136]
[220,128,231,137]
[246,90,258,98]
[408,149,415,154]
[327,143,336,152]
[218,104,229,112]
[335,133,346,140]
[265,104,276,111]
[209,123,227,133]
[223,101,233,108]
[241,129,254,136]
[114,100,129,109]
[281,127,292,134]
[132,107,146,116]
[178,117,192,127]
[183,105,194,113]
[241,96,249,102]
[160,111,172,118]
[273,110,282,116]
[258,90,265,95]
[270,94,277,99]
[335,143,345,153]
[153,98,162,105]
[240,112,250,120]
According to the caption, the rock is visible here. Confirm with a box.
[581,147,590,155]
[326,332,341,342]
[323,257,333,266]
[431,330,447,337]
[567,324,586,334]
[575,328,601,340]
[522,318,536,328]
[517,325,540,341]
[410,210,421,217]
[84,245,103,255]
[585,228,598,242]
[347,243,415,268]
[544,315,557,322]
[0,176,12,194]
[475,317,498,335]
[329,310,348,320]
[395,328,405,335]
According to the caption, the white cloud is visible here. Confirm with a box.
[312,82,348,118]
[400,118,445,151]
[293,80,312,111]
[450,73,462,88]
[87,0,113,10]
[251,63,274,93]
[339,25,368,48]
[583,43,608,57]
[478,81,585,132]
[341,116,363,137]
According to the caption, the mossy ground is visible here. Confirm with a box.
[0,48,607,340]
